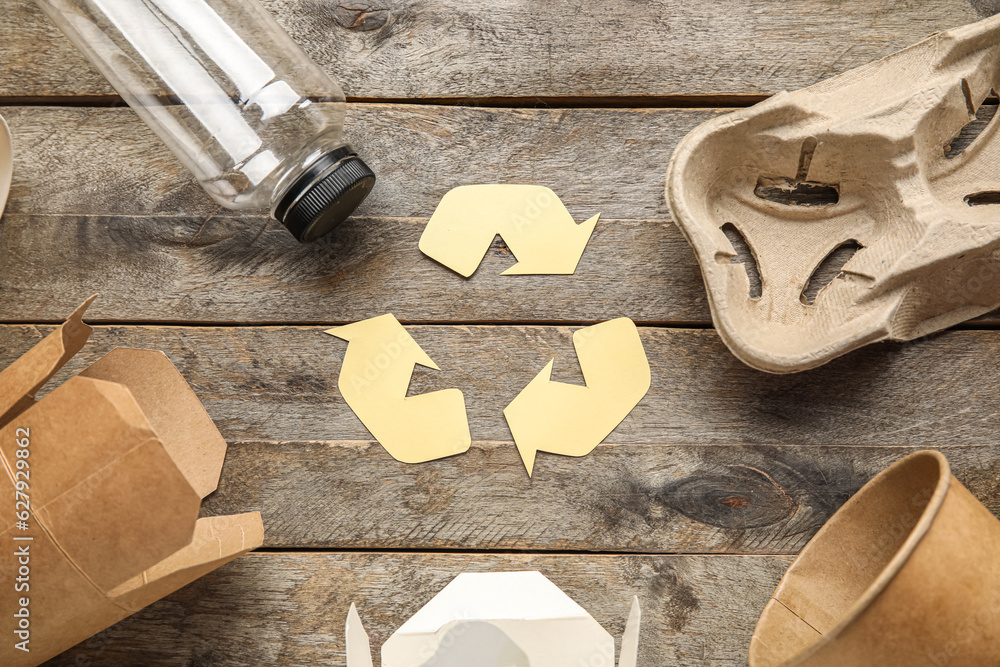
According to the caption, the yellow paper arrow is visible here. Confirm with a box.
[326,314,471,463]
[418,184,600,277]
[503,318,651,476]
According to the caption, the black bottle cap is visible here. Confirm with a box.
[274,147,376,242]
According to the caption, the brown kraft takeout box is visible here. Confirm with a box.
[0,296,263,666]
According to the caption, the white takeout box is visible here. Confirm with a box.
[347,571,640,667]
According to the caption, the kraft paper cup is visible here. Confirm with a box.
[750,450,1000,667]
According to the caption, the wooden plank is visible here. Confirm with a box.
[0,103,712,325]
[7,324,1000,446]
[2,1,993,100]
[0,214,712,325]
[1,106,997,326]
[202,441,1000,554]
[4,212,995,326]
[0,105,711,219]
[45,552,793,667]
[3,102,994,220]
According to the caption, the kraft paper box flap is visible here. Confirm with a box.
[1,375,202,593]
[111,513,264,608]
[79,348,228,498]
[0,295,95,427]
[348,571,641,667]
[0,297,264,666]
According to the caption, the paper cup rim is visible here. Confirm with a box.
[755,449,952,666]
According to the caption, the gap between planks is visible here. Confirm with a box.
[0,93,773,109]
[0,318,716,328]
[0,94,995,109]
[2,319,998,331]
[252,547,796,557]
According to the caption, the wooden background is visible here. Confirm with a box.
[1,1,998,664]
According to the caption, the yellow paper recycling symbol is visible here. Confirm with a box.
[327,314,471,463]
[419,184,600,277]
[504,318,651,476]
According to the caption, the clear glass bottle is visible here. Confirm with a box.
[35,0,375,242]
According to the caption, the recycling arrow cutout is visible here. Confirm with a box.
[503,318,651,476]
[327,314,471,464]
[418,184,600,277]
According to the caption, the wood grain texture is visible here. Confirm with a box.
[2,102,996,220]
[2,105,996,326]
[8,2,1000,665]
[43,552,793,667]
[1,0,994,100]
[0,214,710,325]
[0,104,711,219]
[201,442,1000,554]
[0,102,713,324]
[5,324,999,445]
